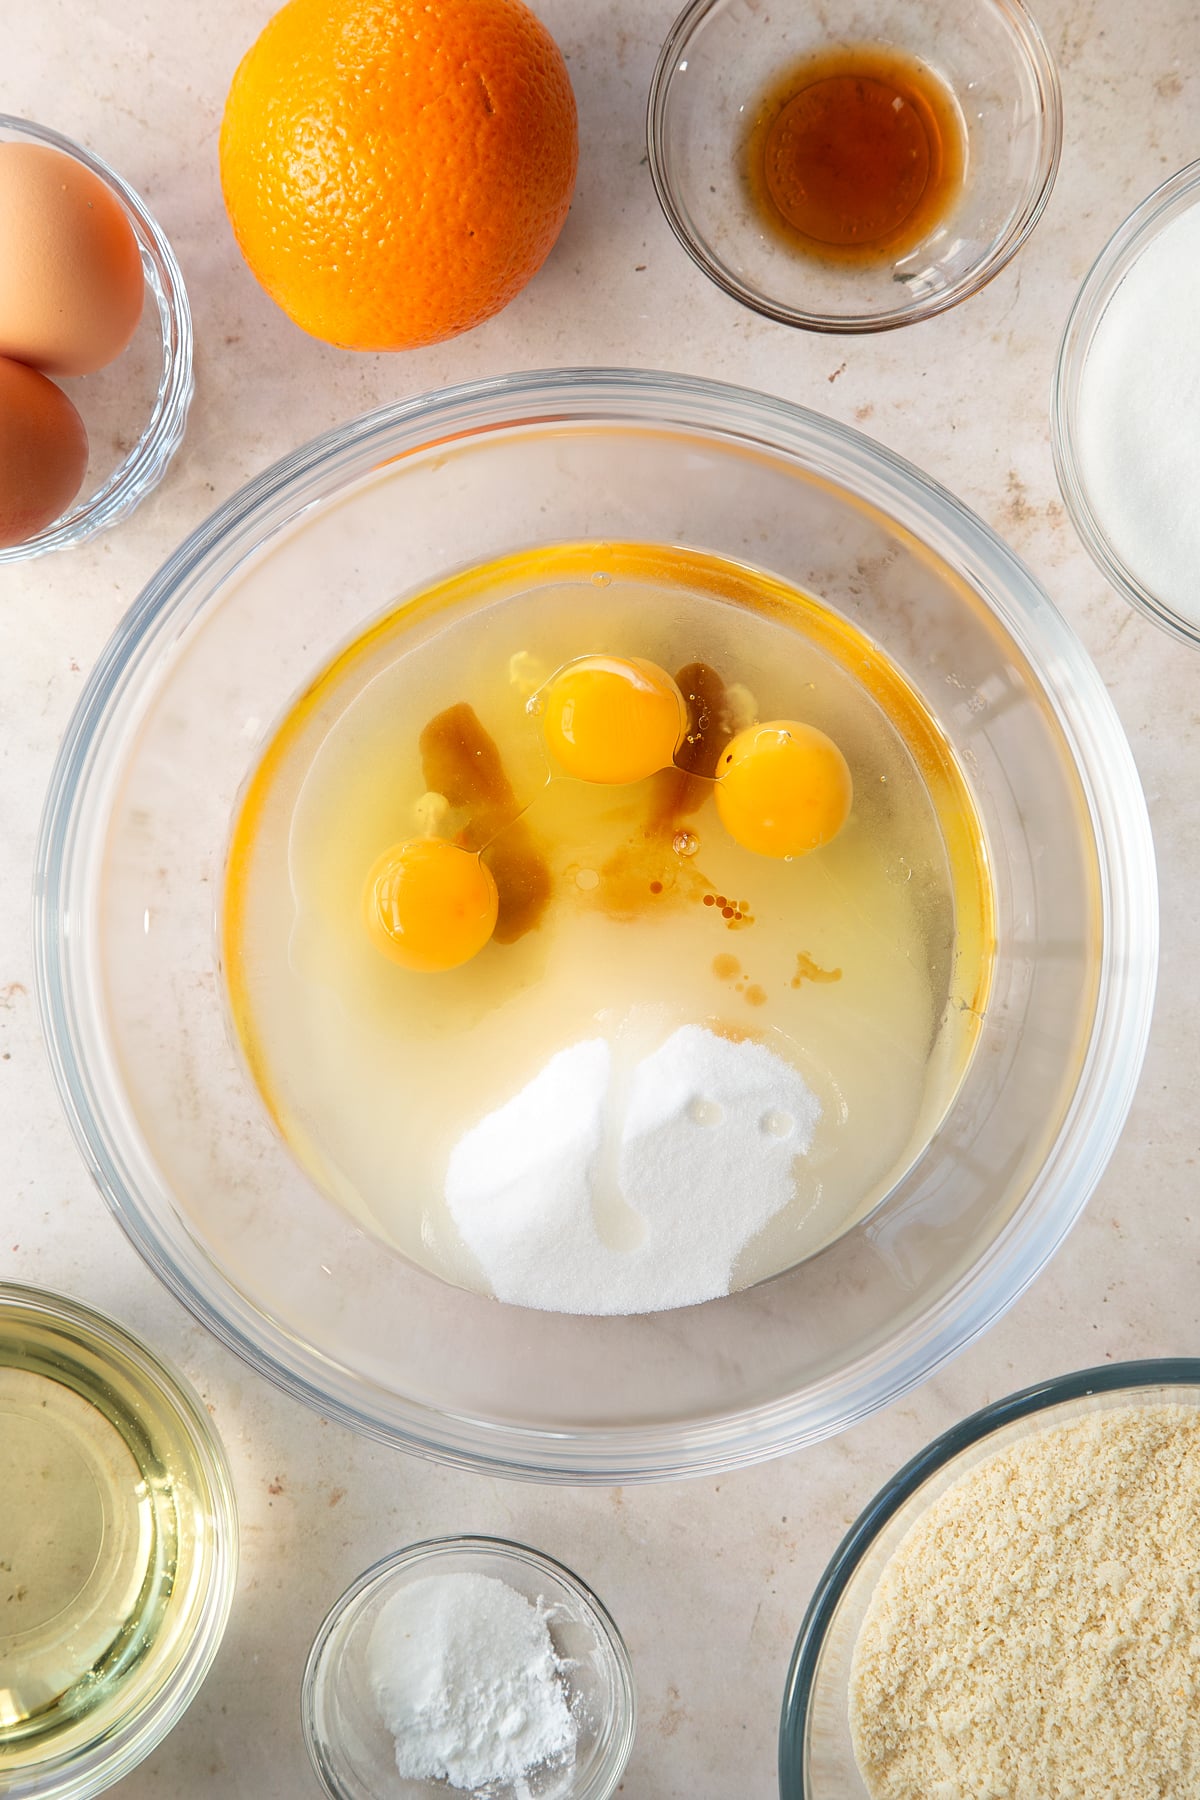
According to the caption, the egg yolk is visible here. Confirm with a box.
[715,720,853,858]
[540,655,687,785]
[364,838,499,972]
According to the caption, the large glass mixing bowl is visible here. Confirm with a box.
[34,370,1156,1483]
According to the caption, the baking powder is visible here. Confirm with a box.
[366,1570,576,1792]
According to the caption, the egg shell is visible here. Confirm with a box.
[0,141,145,376]
[0,354,89,548]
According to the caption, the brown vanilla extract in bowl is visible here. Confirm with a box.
[744,43,967,265]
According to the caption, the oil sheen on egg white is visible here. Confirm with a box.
[223,542,992,1317]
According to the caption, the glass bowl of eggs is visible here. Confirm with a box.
[34,368,1155,1481]
[0,114,192,562]
[647,0,1062,332]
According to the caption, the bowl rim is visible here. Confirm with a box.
[0,1279,238,1800]
[777,1356,1200,1796]
[0,112,193,564]
[646,0,1064,334]
[33,366,1158,1483]
[1051,157,1200,649]
[301,1533,638,1800]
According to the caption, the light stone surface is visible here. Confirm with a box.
[2,2,1198,1795]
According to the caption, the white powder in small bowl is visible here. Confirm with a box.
[366,1570,576,1793]
[1076,199,1200,624]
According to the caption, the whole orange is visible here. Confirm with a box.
[219,0,578,351]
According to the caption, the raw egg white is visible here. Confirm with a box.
[0,355,88,548]
[0,142,144,376]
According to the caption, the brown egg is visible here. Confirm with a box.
[0,142,144,376]
[0,354,89,548]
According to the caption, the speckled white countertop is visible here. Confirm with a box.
[3,3,1199,1794]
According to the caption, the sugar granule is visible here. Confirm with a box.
[1076,201,1200,622]
[444,1024,821,1314]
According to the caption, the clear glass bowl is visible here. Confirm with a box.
[1052,160,1200,648]
[302,1537,636,1800]
[34,368,1156,1482]
[0,1282,238,1799]
[647,0,1062,332]
[779,1359,1200,1796]
[0,115,192,563]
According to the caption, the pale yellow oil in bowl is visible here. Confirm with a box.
[0,1289,236,1786]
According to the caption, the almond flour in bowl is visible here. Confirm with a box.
[780,1364,1200,1800]
[851,1404,1200,1797]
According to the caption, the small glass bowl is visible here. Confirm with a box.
[1052,160,1200,649]
[0,115,192,563]
[302,1536,637,1800]
[779,1358,1200,1796]
[647,0,1062,332]
[0,1282,238,1799]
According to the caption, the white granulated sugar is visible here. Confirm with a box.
[849,1404,1200,1800]
[445,1023,820,1314]
[1077,201,1200,622]
[442,1037,611,1303]
[366,1571,576,1793]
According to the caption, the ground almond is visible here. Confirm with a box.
[850,1403,1200,1800]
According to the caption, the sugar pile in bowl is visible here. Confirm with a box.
[1075,197,1200,624]
[446,1022,821,1314]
